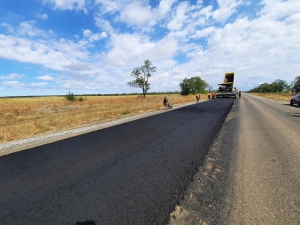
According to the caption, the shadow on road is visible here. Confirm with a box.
[286,112,300,118]
[283,103,300,108]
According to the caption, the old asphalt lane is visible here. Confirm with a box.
[169,94,300,225]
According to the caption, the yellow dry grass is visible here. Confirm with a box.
[0,94,197,143]
[249,92,294,102]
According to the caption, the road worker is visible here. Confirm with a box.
[196,93,200,102]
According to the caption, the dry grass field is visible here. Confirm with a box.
[0,94,197,143]
[2,92,292,144]
[249,92,293,102]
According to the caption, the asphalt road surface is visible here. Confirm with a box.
[2,94,299,225]
[0,98,234,225]
[169,94,300,225]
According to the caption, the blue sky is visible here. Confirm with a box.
[0,0,299,96]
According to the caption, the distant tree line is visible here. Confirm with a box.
[248,76,300,93]
[82,91,181,96]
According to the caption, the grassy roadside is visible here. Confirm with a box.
[0,94,198,143]
[2,92,293,143]
[248,92,293,102]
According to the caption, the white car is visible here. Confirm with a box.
[290,93,300,107]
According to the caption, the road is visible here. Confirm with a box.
[0,98,234,225]
[169,94,300,225]
[1,94,299,225]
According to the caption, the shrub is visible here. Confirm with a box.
[121,111,130,115]
[65,92,87,102]
[78,95,86,102]
[65,91,76,101]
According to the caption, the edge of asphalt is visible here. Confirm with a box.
[168,97,240,224]
[0,101,199,157]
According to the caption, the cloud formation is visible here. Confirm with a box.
[0,0,299,96]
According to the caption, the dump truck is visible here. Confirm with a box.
[216,72,236,98]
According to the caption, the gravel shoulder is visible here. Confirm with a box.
[0,102,196,157]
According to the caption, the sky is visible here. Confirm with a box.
[0,0,299,96]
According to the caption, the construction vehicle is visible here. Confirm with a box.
[216,72,236,98]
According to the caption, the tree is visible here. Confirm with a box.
[271,79,289,93]
[128,59,156,98]
[179,76,208,95]
[180,78,190,95]
[260,83,273,93]
[291,76,300,93]
[249,77,300,93]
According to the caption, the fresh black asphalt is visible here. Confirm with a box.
[0,98,235,225]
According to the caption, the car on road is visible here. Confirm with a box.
[290,93,300,107]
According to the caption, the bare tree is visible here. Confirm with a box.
[128,59,156,98]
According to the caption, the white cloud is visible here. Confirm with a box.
[2,81,24,88]
[37,75,55,80]
[167,2,190,31]
[212,0,242,22]
[31,82,48,86]
[157,0,176,18]
[37,13,48,19]
[106,33,154,66]
[119,1,154,27]
[43,0,87,11]
[94,0,139,14]
[94,17,115,36]
[63,80,84,88]
[17,20,49,37]
[1,22,15,34]
[1,0,300,95]
[152,35,178,59]
[64,62,92,71]
[245,1,251,6]
[104,32,178,69]
[192,26,215,39]
[181,3,300,88]
[0,34,90,71]
[285,12,300,25]
[0,73,24,79]
[199,5,213,20]
[83,29,107,42]
[259,0,300,21]
[83,29,92,37]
